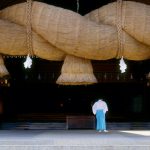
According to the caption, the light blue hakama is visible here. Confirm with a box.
[96,109,106,130]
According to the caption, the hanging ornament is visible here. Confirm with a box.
[130,73,133,79]
[116,0,127,73]
[0,55,9,77]
[146,72,150,86]
[24,0,34,69]
[4,79,8,84]
[119,56,127,73]
[52,73,55,79]
[104,73,107,80]
[38,73,41,80]
[23,54,32,68]
[117,74,120,80]
[146,72,150,79]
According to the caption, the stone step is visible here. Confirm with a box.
[107,122,150,130]
[1,122,150,130]
[1,122,66,130]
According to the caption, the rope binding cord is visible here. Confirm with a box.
[116,0,127,73]
[24,0,33,69]
[116,0,123,59]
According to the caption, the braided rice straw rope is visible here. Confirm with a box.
[0,55,9,77]
[56,55,98,85]
[26,0,34,57]
[116,0,123,59]
[57,0,97,85]
[0,1,150,83]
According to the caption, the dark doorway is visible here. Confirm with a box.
[1,80,150,122]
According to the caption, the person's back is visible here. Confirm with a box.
[92,99,108,132]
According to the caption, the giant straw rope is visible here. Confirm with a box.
[0,1,150,61]
[0,1,149,84]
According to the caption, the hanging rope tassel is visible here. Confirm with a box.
[116,0,127,73]
[24,0,33,69]
[0,55,9,77]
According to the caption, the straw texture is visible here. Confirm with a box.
[86,1,150,46]
[56,55,97,85]
[0,55,9,77]
[0,1,150,60]
[0,2,118,60]
[0,19,65,60]
[0,1,149,84]
[85,1,150,60]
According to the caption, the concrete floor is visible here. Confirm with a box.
[0,130,150,150]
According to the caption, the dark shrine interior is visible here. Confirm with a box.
[0,0,150,123]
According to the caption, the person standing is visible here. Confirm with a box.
[92,99,108,132]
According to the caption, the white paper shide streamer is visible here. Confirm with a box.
[119,56,127,73]
[24,54,32,68]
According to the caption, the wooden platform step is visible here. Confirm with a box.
[107,122,150,130]
[1,122,150,130]
[1,122,66,130]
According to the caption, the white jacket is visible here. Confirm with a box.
[92,99,108,115]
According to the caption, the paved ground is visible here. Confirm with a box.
[0,130,149,149]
